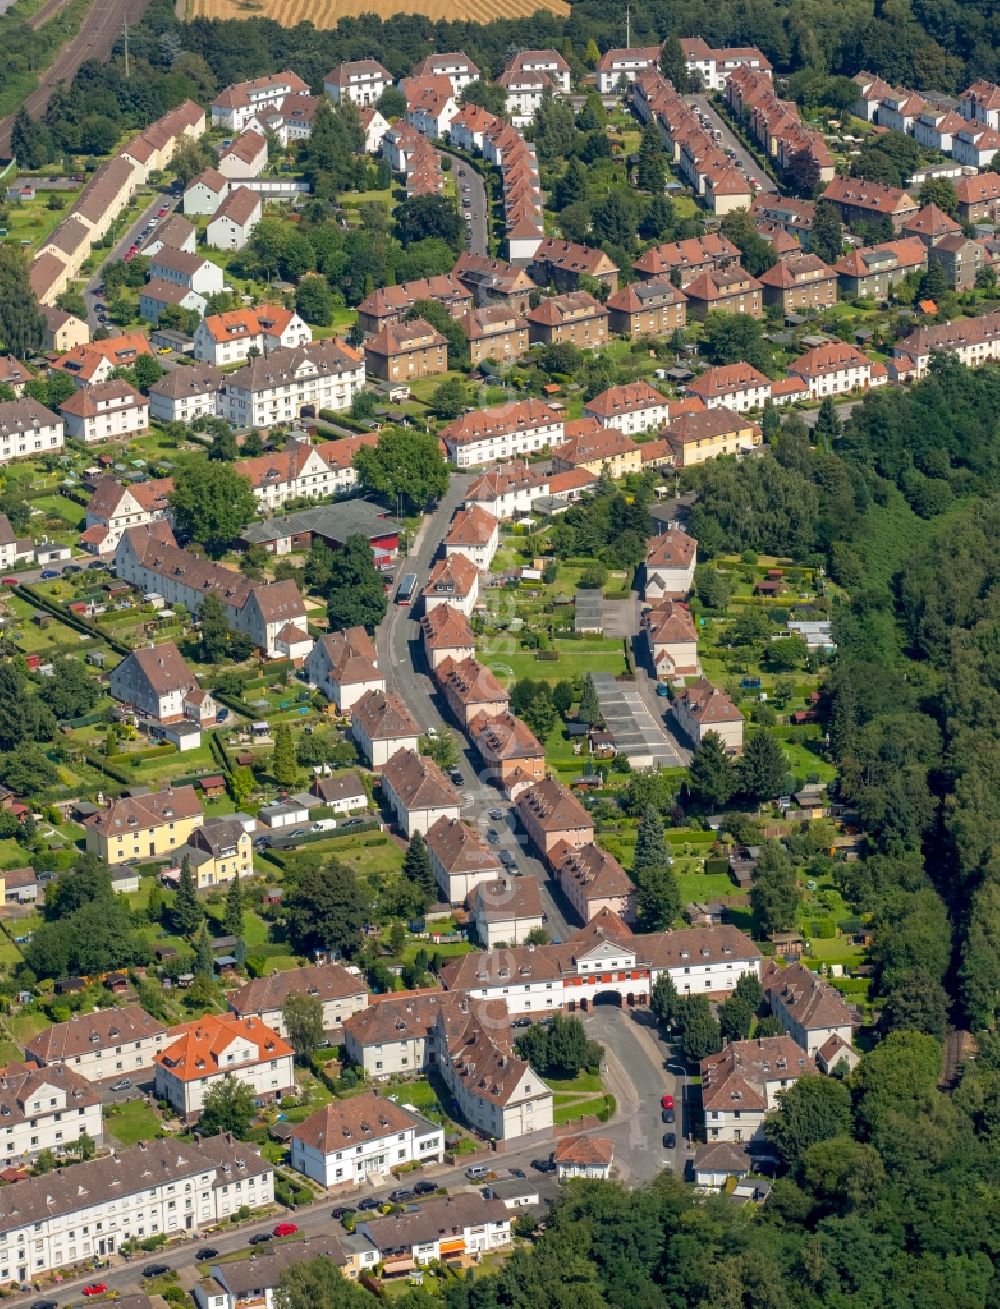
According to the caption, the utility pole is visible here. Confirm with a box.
[625,0,631,49]
[123,11,130,79]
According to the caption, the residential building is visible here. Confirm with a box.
[891,308,1000,379]
[420,604,476,671]
[932,233,984,291]
[364,319,447,382]
[342,992,457,1080]
[148,366,223,425]
[290,1092,444,1188]
[51,331,152,388]
[679,37,771,91]
[359,107,391,155]
[821,175,918,231]
[682,265,762,320]
[467,710,545,800]
[436,999,553,1143]
[211,72,310,133]
[758,253,837,314]
[358,1193,513,1267]
[552,1134,614,1181]
[453,253,535,313]
[380,749,462,837]
[426,816,503,905]
[903,202,960,250]
[954,172,1000,224]
[530,239,619,294]
[82,476,172,556]
[218,339,365,428]
[833,236,927,300]
[632,233,739,285]
[499,51,571,126]
[584,380,670,435]
[671,677,743,752]
[233,435,377,512]
[149,247,224,298]
[526,291,609,348]
[405,76,460,140]
[750,196,815,248]
[437,655,509,729]
[550,422,642,478]
[952,123,1000,168]
[0,398,63,465]
[410,51,480,93]
[666,408,763,466]
[351,689,420,770]
[443,504,500,571]
[206,186,262,250]
[115,526,311,661]
[0,1062,103,1161]
[462,305,530,367]
[552,842,634,925]
[310,772,369,815]
[595,46,662,93]
[787,341,885,398]
[154,1014,295,1119]
[469,877,545,948]
[306,627,385,712]
[138,279,207,325]
[0,357,31,396]
[643,527,697,600]
[84,784,204,865]
[356,275,472,336]
[324,61,393,106]
[643,599,699,681]
[183,167,230,216]
[0,1135,273,1281]
[217,130,268,180]
[463,460,550,516]
[139,214,196,260]
[176,818,253,890]
[606,277,687,339]
[228,963,369,1039]
[959,79,1000,130]
[26,1005,169,1083]
[685,363,771,413]
[701,1035,813,1142]
[515,778,594,863]
[59,380,148,444]
[441,398,563,469]
[195,1237,374,1308]
[0,514,32,571]
[109,641,211,726]
[762,959,857,1057]
[422,553,480,617]
[41,307,90,353]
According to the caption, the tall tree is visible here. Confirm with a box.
[764,1076,853,1169]
[685,732,736,810]
[170,459,257,556]
[402,832,436,909]
[810,200,843,266]
[276,1256,379,1309]
[578,674,604,727]
[199,1075,256,1138]
[636,865,681,931]
[636,121,666,194]
[193,921,215,977]
[0,247,46,357]
[659,36,689,90]
[224,873,244,939]
[285,859,367,959]
[750,841,800,935]
[353,428,449,514]
[740,733,790,801]
[813,396,844,448]
[199,593,232,663]
[316,534,388,634]
[282,991,325,1063]
[173,854,203,937]
[272,722,298,787]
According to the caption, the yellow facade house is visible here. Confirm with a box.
[84,785,204,864]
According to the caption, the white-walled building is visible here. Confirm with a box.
[109,641,208,726]
[595,46,662,94]
[443,504,499,572]
[148,366,223,425]
[193,305,311,367]
[358,1195,512,1267]
[351,689,420,770]
[217,130,268,180]
[685,362,772,413]
[441,398,564,468]
[149,247,224,298]
[26,1005,169,1082]
[0,1062,103,1161]
[82,476,173,557]
[410,52,480,94]
[679,37,772,92]
[306,626,385,712]
[212,72,310,133]
[218,338,365,429]
[228,963,369,1039]
[154,1015,295,1120]
[762,960,857,1058]
[206,186,262,251]
[290,1092,444,1188]
[380,749,462,838]
[426,816,503,905]
[324,60,393,106]
[422,553,480,617]
[60,380,148,444]
[701,1035,813,1142]
[584,381,671,435]
[643,527,697,600]
[469,876,545,948]
[671,678,743,753]
[184,168,230,216]
[0,398,64,465]
[787,342,885,399]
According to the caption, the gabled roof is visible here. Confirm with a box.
[111,641,195,698]
[685,362,770,398]
[526,291,608,326]
[382,749,460,812]
[552,841,634,902]
[441,399,560,448]
[515,777,593,834]
[420,604,475,651]
[585,380,667,418]
[762,959,856,1031]
[423,553,479,599]
[468,711,543,763]
[436,655,508,707]
[210,185,261,228]
[645,527,697,571]
[156,1014,292,1081]
[444,504,499,548]
[674,677,741,725]
[701,1035,811,1112]
[291,1091,431,1153]
[351,689,419,740]
[426,816,502,876]
[314,626,379,687]
[27,1004,168,1063]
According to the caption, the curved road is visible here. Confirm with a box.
[0,0,154,157]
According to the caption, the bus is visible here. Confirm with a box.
[396,572,417,604]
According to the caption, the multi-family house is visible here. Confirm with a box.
[833,236,927,300]
[959,79,1000,130]
[176,817,253,890]
[195,1237,375,1309]
[306,627,385,712]
[426,816,503,905]
[643,527,697,600]
[762,959,857,1057]
[115,525,311,661]
[666,408,762,466]
[82,476,172,556]
[686,363,772,413]
[443,504,500,572]
[422,553,480,617]
[154,1015,295,1120]
[552,842,635,926]
[342,991,457,1080]
[530,239,619,294]
[84,784,204,865]
[148,366,223,425]
[364,319,448,382]
[633,233,739,285]
[40,306,90,352]
[437,655,509,729]
[787,341,885,399]
[138,278,207,325]
[701,1035,813,1142]
[951,123,1000,168]
[290,1092,444,1188]
[324,60,393,106]
[606,277,687,339]
[218,339,365,428]
[0,1135,273,1281]
[351,689,420,770]
[584,380,670,434]
[358,107,391,155]
[404,75,460,139]
[441,398,564,469]
[467,711,545,800]
[206,187,262,251]
[148,247,224,298]
[462,305,530,367]
[420,604,476,671]
[380,750,462,838]
[463,460,551,516]
[0,1062,103,1161]
[211,72,310,132]
[26,1005,170,1083]
[498,50,571,126]
[595,45,662,93]
[643,599,700,681]
[356,275,472,336]
[903,202,960,250]
[680,37,771,91]
[453,253,535,313]
[60,379,148,444]
[954,172,1000,224]
[930,233,984,291]
[109,641,213,726]
[821,175,918,231]
[234,434,375,511]
[410,51,480,94]
[890,309,1000,379]
[469,876,544,948]
[526,291,609,348]
[758,252,837,313]
[359,1193,513,1266]
[683,265,762,319]
[550,422,641,479]
[228,963,369,1039]
[217,130,268,179]
[50,331,152,388]
[516,778,594,863]
[0,398,63,465]
[183,167,230,216]
[671,677,743,752]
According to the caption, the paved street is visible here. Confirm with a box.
[445,154,488,257]
[685,94,777,194]
[83,190,175,331]
[376,488,572,942]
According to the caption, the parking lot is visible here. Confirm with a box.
[591,672,685,769]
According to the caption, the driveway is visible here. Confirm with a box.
[684,94,777,195]
[444,153,488,257]
[591,671,687,769]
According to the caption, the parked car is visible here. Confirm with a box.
[508,1168,526,1179]
[158,206,169,216]
[109,1078,131,1091]
[449,768,464,785]
[465,1164,489,1181]
[195,1248,219,1262]
[83,1285,108,1297]
[273,1222,298,1238]
[33,1300,58,1309]
[486,828,500,844]
[413,1180,437,1196]
[388,1188,414,1203]
[488,808,504,821]
[663,1132,677,1149]
[531,1157,556,1173]
[662,1109,675,1124]
[87,561,106,571]
[63,564,82,575]
[142,1264,170,1279]
[498,849,515,867]
[248,1233,273,1245]
[330,1207,351,1220]
[661,1094,674,1110]
[357,1196,382,1211]
[512,1017,531,1028]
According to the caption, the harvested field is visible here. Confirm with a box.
[186,0,568,24]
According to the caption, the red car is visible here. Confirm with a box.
[2,578,16,587]
[661,1094,674,1111]
[273,1222,298,1238]
[83,1285,108,1297]
[157,207,169,216]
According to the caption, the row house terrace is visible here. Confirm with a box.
[463,460,551,517]
[726,67,834,187]
[436,655,509,730]
[82,475,173,556]
[467,711,545,800]
[821,175,919,232]
[404,75,459,140]
[584,380,670,434]
[786,341,887,399]
[633,231,739,285]
[229,963,369,1041]
[891,308,1000,380]
[441,398,564,469]
[420,604,476,671]
[685,362,772,413]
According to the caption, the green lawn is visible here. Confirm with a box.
[483,637,627,686]
[544,1070,603,1094]
[7,1010,50,1046]
[104,1099,164,1146]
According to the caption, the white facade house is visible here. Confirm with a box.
[206,186,262,251]
[59,380,148,444]
[787,342,884,399]
[359,107,391,155]
[211,71,310,133]
[464,462,551,519]
[442,504,500,572]
[217,130,268,180]
[154,1015,296,1120]
[306,627,385,712]
[0,399,64,465]
[218,339,365,429]
[149,248,225,298]
[671,678,744,753]
[358,1196,512,1267]
[426,816,503,904]
[685,363,772,413]
[0,1063,103,1161]
[351,689,420,770]
[410,52,480,94]
[469,876,545,948]
[109,641,206,725]
[643,527,697,601]
[324,60,393,106]
[422,554,480,618]
[193,305,311,367]
[148,366,223,425]
[82,476,173,557]
[680,37,772,92]
[595,46,662,94]
[701,1036,813,1142]
[442,399,565,468]
[380,749,462,838]
[583,381,671,435]
[26,1004,170,1082]
[891,309,1000,379]
[228,963,369,1039]
[183,168,230,216]
[762,960,857,1058]
[0,1135,273,1282]
[289,1092,444,1188]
